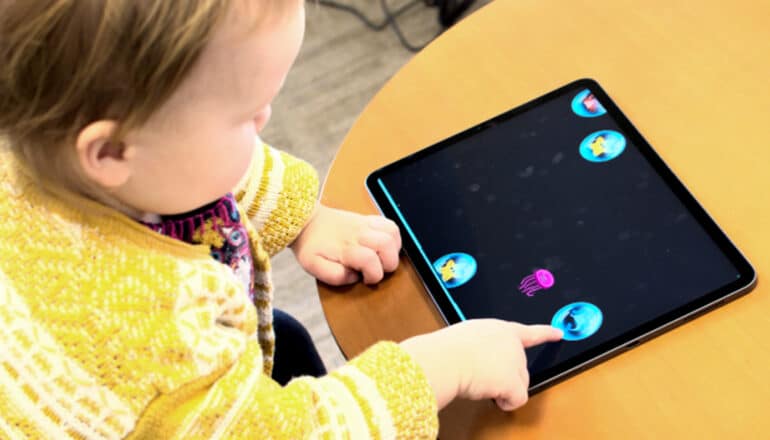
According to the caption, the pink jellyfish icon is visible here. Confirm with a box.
[519,269,555,297]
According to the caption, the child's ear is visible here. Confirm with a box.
[75,120,135,189]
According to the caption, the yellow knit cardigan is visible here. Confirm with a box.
[0,143,438,439]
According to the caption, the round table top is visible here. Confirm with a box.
[318,0,770,438]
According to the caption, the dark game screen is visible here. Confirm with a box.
[370,80,747,386]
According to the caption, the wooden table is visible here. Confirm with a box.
[318,0,770,437]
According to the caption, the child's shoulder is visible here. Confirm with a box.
[0,148,242,290]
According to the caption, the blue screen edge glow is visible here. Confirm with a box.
[377,178,467,321]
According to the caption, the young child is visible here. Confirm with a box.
[0,1,561,438]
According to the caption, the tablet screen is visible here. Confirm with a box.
[366,79,755,391]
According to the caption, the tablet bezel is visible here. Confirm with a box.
[365,78,756,393]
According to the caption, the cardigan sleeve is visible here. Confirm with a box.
[128,340,439,439]
[233,140,319,256]
[0,270,438,439]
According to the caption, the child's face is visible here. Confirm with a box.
[116,1,305,215]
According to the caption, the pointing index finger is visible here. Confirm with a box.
[516,324,564,348]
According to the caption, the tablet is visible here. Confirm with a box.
[365,78,756,393]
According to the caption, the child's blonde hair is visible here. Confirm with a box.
[0,0,232,185]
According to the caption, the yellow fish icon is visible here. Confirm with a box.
[439,259,456,282]
[589,135,606,157]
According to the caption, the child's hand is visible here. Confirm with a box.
[290,204,402,285]
[401,319,563,411]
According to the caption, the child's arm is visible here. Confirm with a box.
[0,273,558,438]
[233,141,319,256]
[129,340,439,439]
[126,319,560,438]
[234,140,402,286]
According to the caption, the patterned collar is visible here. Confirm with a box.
[141,193,256,301]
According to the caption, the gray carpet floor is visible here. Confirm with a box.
[263,0,489,370]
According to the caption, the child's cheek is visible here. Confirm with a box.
[253,105,272,133]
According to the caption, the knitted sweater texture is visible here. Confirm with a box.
[0,142,438,439]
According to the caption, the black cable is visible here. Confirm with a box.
[318,0,419,31]
[431,0,476,27]
[318,0,442,53]
[380,0,442,52]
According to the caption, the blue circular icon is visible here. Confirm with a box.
[571,89,606,117]
[551,302,603,341]
[579,130,626,163]
[433,252,477,288]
